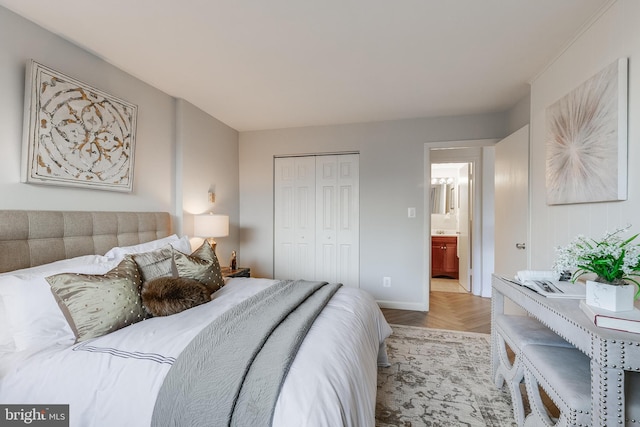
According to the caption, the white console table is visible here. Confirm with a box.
[491,275,640,426]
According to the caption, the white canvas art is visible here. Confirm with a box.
[545,58,628,205]
[22,60,137,192]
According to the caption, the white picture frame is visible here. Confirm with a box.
[21,60,137,192]
[545,58,628,205]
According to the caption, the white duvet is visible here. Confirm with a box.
[0,278,392,427]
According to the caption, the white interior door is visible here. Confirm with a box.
[494,125,529,278]
[457,163,471,291]
[316,156,338,283]
[316,155,359,287]
[275,154,359,286]
[274,156,316,281]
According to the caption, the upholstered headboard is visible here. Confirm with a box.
[0,210,172,273]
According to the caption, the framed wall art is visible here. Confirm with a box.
[21,60,138,192]
[545,58,628,205]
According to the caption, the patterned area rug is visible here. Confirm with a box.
[376,325,516,426]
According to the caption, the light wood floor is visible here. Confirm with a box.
[381,290,492,334]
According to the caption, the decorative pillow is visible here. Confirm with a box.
[141,277,211,317]
[46,257,146,342]
[0,261,117,352]
[104,235,191,260]
[172,242,225,293]
[132,245,175,285]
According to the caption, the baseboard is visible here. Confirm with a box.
[377,300,428,312]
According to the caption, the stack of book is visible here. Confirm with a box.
[580,300,640,334]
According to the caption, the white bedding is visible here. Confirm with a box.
[0,277,392,427]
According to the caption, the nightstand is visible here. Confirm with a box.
[221,267,250,278]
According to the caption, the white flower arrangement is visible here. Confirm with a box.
[554,226,640,290]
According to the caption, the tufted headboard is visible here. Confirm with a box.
[0,210,172,273]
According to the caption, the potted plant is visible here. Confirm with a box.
[555,227,640,312]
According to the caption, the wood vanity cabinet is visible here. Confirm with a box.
[431,236,459,279]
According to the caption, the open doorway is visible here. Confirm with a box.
[422,140,496,312]
[430,162,471,294]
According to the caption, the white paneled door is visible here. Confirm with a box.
[494,125,529,278]
[457,163,471,292]
[274,154,359,287]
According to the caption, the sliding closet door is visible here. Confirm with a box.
[274,154,359,287]
[274,156,316,281]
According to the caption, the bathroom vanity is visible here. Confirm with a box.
[431,235,459,279]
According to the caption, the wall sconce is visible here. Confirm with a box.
[193,213,229,249]
[208,184,217,204]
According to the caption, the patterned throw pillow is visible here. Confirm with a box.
[141,277,211,316]
[132,245,174,285]
[172,242,225,293]
[46,256,146,342]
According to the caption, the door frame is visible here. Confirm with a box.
[423,139,497,310]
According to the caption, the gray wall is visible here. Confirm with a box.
[0,6,175,212]
[0,6,241,258]
[506,93,531,134]
[176,99,240,262]
[528,0,640,270]
[239,114,508,307]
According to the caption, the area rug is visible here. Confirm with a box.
[376,325,516,426]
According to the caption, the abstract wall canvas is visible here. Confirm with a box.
[545,58,628,205]
[22,60,137,192]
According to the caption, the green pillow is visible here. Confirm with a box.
[46,256,145,342]
[172,242,225,293]
[132,245,174,284]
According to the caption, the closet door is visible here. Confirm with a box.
[274,156,316,281]
[316,155,359,287]
[274,154,359,287]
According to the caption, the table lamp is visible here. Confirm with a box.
[193,213,229,250]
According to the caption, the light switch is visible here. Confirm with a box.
[408,207,416,218]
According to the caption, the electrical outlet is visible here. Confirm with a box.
[383,277,391,287]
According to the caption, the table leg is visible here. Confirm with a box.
[591,360,626,425]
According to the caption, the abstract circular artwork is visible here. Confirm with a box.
[22,61,137,192]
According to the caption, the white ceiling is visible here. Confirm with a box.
[0,0,611,131]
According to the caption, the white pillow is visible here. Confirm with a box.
[0,254,109,279]
[0,261,118,352]
[0,254,112,352]
[0,297,15,354]
[104,235,191,260]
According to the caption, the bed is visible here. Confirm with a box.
[0,210,392,426]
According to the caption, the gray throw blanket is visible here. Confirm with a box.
[151,280,342,427]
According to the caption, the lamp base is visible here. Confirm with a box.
[204,238,217,251]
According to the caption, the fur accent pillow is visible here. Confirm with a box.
[141,277,211,317]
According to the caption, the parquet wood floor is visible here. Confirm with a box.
[381,290,491,334]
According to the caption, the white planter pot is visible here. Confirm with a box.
[585,280,635,312]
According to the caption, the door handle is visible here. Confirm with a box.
[515,243,526,250]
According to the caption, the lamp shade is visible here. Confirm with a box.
[193,214,229,238]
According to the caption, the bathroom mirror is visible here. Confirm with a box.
[430,181,455,214]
